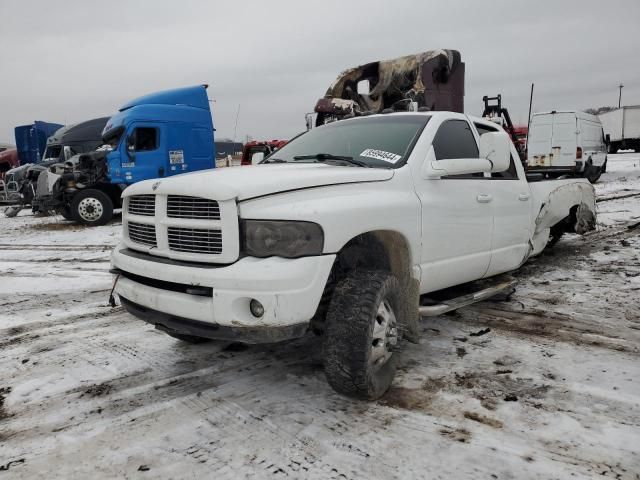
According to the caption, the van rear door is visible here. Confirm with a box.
[550,113,578,168]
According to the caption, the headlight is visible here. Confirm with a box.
[242,220,324,258]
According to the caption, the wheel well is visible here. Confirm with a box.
[311,231,414,333]
[550,204,580,237]
[84,183,122,208]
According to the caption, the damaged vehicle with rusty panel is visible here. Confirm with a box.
[110,50,597,400]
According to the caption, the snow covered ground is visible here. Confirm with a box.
[1,155,639,479]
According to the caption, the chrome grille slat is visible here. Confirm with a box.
[167,195,220,219]
[167,227,222,254]
[128,195,156,216]
[128,222,157,247]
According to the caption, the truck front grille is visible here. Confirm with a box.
[128,222,157,248]
[167,195,220,219]
[128,195,156,216]
[167,227,222,254]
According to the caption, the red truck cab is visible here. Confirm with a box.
[241,140,287,166]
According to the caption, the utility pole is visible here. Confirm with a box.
[232,104,241,144]
[618,84,624,108]
[527,83,534,131]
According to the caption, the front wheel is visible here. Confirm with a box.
[71,189,113,226]
[323,270,403,400]
[59,205,74,221]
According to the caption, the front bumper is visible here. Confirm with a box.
[111,243,335,343]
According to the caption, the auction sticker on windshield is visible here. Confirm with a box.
[360,149,402,163]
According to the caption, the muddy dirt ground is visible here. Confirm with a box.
[1,155,639,479]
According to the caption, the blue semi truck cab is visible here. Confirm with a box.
[34,85,217,225]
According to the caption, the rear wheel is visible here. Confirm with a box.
[71,189,113,226]
[323,270,402,400]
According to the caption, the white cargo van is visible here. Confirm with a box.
[527,111,608,183]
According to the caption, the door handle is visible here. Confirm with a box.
[476,194,493,203]
[518,193,530,201]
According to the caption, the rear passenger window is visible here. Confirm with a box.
[433,120,479,159]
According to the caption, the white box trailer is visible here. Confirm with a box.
[599,105,640,152]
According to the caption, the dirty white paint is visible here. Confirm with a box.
[0,155,639,478]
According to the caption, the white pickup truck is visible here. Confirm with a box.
[110,111,596,399]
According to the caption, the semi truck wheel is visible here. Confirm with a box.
[59,205,74,221]
[71,189,113,226]
[323,270,402,400]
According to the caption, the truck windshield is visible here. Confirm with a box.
[266,115,430,168]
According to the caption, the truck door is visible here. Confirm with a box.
[474,123,532,276]
[122,123,166,183]
[417,118,493,293]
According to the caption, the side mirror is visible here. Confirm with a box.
[605,133,611,145]
[63,145,73,161]
[126,134,135,151]
[251,152,264,165]
[422,146,492,179]
[479,131,511,172]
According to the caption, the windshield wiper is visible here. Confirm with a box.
[293,153,369,167]
[263,157,286,163]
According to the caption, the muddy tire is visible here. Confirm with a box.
[164,331,212,344]
[59,205,74,221]
[71,189,113,226]
[323,270,402,400]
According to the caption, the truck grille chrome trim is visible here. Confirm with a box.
[128,195,156,216]
[128,222,157,247]
[167,195,220,219]
[167,227,222,254]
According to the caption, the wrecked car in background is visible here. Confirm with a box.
[313,49,464,126]
[110,108,596,401]
[2,119,108,217]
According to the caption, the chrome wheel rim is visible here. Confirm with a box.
[369,298,398,371]
[77,197,103,222]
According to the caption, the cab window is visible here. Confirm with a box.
[433,119,482,178]
[131,128,158,152]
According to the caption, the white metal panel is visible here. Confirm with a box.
[599,109,624,142]
[623,106,640,139]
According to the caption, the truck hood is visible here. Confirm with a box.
[123,163,395,201]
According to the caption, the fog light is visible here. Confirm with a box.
[249,299,264,318]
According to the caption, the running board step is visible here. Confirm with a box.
[418,279,517,317]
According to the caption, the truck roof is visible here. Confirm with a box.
[531,110,600,122]
[119,85,210,112]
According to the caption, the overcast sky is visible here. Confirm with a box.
[1,0,639,144]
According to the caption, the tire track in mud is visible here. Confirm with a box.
[457,306,638,353]
[0,244,113,251]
